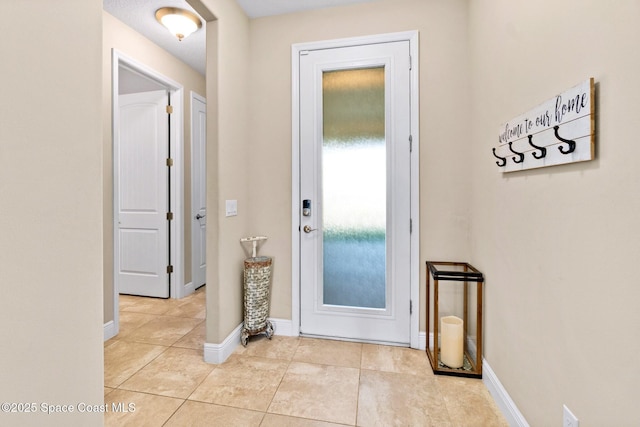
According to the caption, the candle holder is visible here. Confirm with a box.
[426,261,484,378]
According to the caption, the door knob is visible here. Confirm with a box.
[303,225,317,233]
[196,213,206,220]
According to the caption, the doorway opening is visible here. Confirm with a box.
[190,91,207,293]
[111,50,186,337]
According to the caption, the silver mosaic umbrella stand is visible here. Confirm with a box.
[240,236,274,346]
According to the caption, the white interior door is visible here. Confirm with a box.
[116,90,170,298]
[299,40,412,344]
[191,93,207,289]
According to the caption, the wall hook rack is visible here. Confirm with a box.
[493,79,594,172]
[527,135,547,159]
[492,148,507,167]
[508,142,525,164]
[554,125,576,154]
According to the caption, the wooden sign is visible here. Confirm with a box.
[492,78,595,172]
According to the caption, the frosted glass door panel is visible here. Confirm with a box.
[322,67,386,309]
[299,38,412,345]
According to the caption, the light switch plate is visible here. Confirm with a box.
[225,200,237,217]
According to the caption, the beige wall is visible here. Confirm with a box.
[2,1,635,425]
[0,1,104,426]
[203,0,469,344]
[196,0,469,343]
[102,12,206,323]
[197,0,253,342]
[102,0,640,424]
[469,0,640,425]
[247,0,471,326]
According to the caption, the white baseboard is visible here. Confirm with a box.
[419,331,427,350]
[203,318,292,364]
[183,281,195,297]
[104,320,116,341]
[483,359,529,427]
[204,323,243,364]
[269,317,294,336]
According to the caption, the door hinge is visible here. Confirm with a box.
[167,265,174,274]
[166,105,173,114]
[409,135,413,152]
[409,55,412,70]
[410,218,413,233]
[167,212,174,221]
[166,158,173,167]
[410,299,413,314]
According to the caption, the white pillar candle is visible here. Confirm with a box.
[440,316,464,368]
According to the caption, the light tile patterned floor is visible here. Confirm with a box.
[104,287,508,426]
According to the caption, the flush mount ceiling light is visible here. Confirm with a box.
[155,7,202,41]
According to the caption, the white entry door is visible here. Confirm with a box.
[299,40,412,344]
[191,94,207,289]
[116,90,170,298]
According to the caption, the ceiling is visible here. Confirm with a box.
[236,0,375,19]
[103,0,376,76]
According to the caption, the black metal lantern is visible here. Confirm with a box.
[426,261,484,378]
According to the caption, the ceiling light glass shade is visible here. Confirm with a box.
[155,7,202,41]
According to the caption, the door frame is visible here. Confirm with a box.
[111,49,185,335]
[190,90,207,295]
[291,31,420,348]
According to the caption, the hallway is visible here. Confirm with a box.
[104,288,507,426]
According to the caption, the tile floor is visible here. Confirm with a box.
[104,287,508,426]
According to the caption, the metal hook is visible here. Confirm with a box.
[492,148,507,167]
[527,135,547,159]
[554,125,576,154]
[508,142,525,164]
